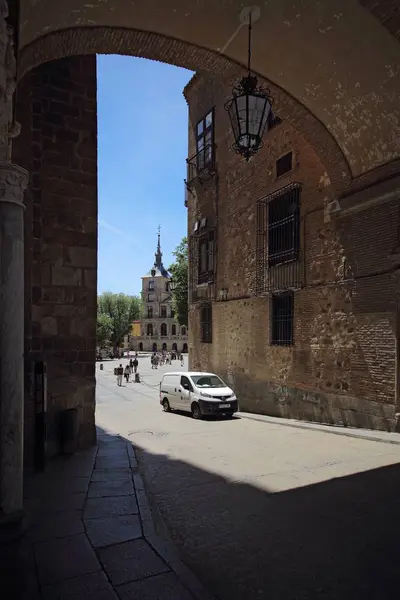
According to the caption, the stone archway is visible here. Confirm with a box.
[18,1,400,186]
[3,0,400,527]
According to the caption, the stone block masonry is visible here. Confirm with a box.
[186,73,399,432]
[13,56,98,464]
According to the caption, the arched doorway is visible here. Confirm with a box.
[172,343,177,351]
[171,324,176,336]
[181,326,187,335]
[160,323,167,337]
[147,323,153,336]
[162,342,167,351]
[139,342,143,351]
[182,343,188,353]
[152,343,157,352]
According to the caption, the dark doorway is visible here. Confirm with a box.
[172,343,177,351]
[152,343,157,352]
[182,343,188,353]
[139,342,143,351]
[162,342,167,351]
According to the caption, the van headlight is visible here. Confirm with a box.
[201,392,213,399]
[228,393,236,400]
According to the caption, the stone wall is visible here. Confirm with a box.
[13,56,98,463]
[186,74,398,432]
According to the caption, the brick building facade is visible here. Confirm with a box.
[130,232,188,354]
[13,56,98,465]
[184,73,400,432]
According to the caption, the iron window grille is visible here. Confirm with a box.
[256,182,303,294]
[271,293,294,346]
[198,230,215,285]
[146,324,153,336]
[276,151,293,178]
[200,303,213,343]
[147,307,153,318]
[160,306,167,318]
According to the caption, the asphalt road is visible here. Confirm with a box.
[96,357,400,600]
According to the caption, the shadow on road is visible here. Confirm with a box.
[105,425,400,600]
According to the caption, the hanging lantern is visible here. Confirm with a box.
[151,268,156,277]
[225,12,273,161]
[169,278,176,291]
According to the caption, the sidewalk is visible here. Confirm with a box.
[20,427,213,600]
[238,411,400,445]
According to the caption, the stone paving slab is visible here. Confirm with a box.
[84,495,139,519]
[98,538,170,586]
[41,571,118,600]
[34,534,101,585]
[117,571,195,600]
[19,431,213,600]
[85,514,142,548]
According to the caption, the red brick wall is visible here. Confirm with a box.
[14,56,98,463]
[185,74,398,432]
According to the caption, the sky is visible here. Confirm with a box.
[97,55,193,296]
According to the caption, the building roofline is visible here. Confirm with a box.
[182,72,202,102]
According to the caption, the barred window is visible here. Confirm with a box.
[268,186,300,267]
[200,304,212,343]
[160,306,167,318]
[147,307,153,318]
[198,231,215,284]
[271,294,293,345]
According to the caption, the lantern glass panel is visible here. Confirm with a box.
[228,100,240,140]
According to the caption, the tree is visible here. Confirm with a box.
[97,292,141,353]
[96,313,113,348]
[169,237,188,327]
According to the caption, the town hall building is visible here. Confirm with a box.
[130,231,188,353]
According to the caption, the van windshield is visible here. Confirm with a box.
[191,375,226,388]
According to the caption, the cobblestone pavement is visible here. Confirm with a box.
[96,358,400,600]
[20,418,212,600]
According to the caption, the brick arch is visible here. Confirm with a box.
[18,26,352,197]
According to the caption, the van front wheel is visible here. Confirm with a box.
[162,399,171,412]
[191,402,202,420]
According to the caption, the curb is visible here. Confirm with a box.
[238,412,400,446]
[126,442,215,600]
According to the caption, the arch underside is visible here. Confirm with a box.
[19,0,400,192]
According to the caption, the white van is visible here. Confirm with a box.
[159,371,238,419]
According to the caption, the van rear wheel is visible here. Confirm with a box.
[191,402,202,420]
[162,399,171,412]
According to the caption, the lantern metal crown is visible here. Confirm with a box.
[225,12,273,161]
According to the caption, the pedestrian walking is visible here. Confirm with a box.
[180,354,184,367]
[124,364,130,383]
[116,364,123,386]
[133,357,138,373]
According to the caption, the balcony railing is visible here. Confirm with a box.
[185,143,215,189]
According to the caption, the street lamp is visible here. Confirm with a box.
[169,279,176,291]
[225,11,273,161]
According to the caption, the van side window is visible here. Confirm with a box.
[180,376,192,391]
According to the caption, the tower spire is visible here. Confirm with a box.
[154,225,162,268]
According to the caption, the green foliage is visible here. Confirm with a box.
[169,237,188,327]
[97,292,141,351]
[96,312,113,347]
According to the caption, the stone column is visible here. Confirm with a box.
[0,161,28,525]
